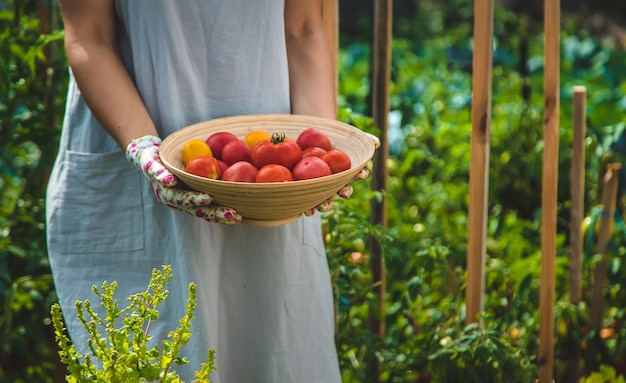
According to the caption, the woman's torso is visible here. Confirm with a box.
[62,0,291,153]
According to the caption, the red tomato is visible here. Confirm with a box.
[292,157,332,180]
[217,160,229,174]
[255,164,294,183]
[302,146,327,159]
[296,128,332,151]
[222,161,258,183]
[251,133,303,170]
[321,149,352,174]
[205,131,238,160]
[221,139,252,165]
[185,156,222,180]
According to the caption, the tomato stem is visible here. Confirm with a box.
[270,133,286,144]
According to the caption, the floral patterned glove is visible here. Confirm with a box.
[126,135,241,224]
[304,132,380,216]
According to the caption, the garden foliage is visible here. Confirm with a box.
[51,265,216,383]
[325,1,626,382]
[0,1,66,382]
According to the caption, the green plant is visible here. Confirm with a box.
[582,365,626,383]
[428,320,535,383]
[51,265,216,383]
[0,1,67,381]
[332,2,626,380]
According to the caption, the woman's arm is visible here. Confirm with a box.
[284,0,337,120]
[59,0,157,148]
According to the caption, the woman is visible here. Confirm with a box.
[46,0,343,381]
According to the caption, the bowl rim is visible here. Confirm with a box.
[160,113,376,188]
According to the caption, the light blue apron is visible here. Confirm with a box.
[46,1,340,381]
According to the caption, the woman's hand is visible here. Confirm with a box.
[126,135,241,225]
[304,132,380,216]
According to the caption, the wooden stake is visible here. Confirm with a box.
[565,86,586,383]
[586,163,621,370]
[465,0,494,326]
[569,86,586,305]
[538,0,560,381]
[368,0,392,379]
[589,163,622,330]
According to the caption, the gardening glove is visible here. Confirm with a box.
[126,135,242,224]
[304,132,380,216]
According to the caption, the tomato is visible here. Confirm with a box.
[296,128,332,151]
[251,133,303,170]
[222,161,258,183]
[348,251,367,265]
[292,156,332,180]
[181,139,212,165]
[244,130,272,150]
[255,164,294,183]
[352,238,366,252]
[221,139,252,165]
[321,149,351,174]
[185,156,222,180]
[205,131,238,160]
[217,159,229,174]
[301,146,327,159]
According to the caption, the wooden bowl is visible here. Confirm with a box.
[160,113,377,226]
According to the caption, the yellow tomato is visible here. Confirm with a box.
[181,139,213,165]
[244,130,272,150]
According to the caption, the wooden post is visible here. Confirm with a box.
[569,86,586,305]
[566,86,586,383]
[585,163,621,368]
[465,0,494,326]
[589,163,622,330]
[368,0,392,379]
[322,0,339,97]
[587,163,621,369]
[538,0,560,381]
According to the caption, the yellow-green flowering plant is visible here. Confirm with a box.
[50,265,215,383]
